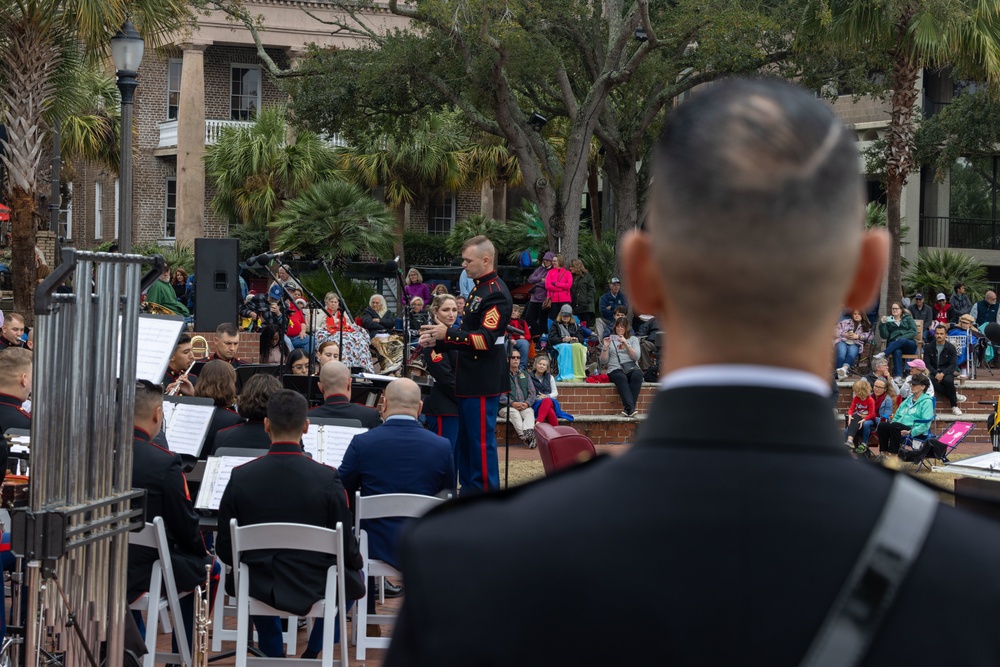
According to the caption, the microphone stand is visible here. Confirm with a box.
[395,262,412,377]
[281,261,327,360]
[257,260,291,368]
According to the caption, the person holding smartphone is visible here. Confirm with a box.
[600,316,643,417]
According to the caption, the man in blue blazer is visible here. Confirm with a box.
[338,378,455,571]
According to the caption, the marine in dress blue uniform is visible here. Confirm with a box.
[429,269,511,492]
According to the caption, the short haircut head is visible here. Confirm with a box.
[134,379,164,420]
[384,378,422,415]
[175,333,192,348]
[462,235,495,261]
[319,360,351,394]
[267,389,308,436]
[6,313,24,326]
[0,348,31,386]
[238,374,282,421]
[650,78,863,345]
[215,322,238,338]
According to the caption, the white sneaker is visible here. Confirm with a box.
[836,366,848,380]
[957,393,967,403]
[952,406,963,415]
[873,352,886,360]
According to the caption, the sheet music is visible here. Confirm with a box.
[300,424,367,468]
[162,396,216,457]
[195,456,256,511]
[356,372,401,383]
[117,314,187,383]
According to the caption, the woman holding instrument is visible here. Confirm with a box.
[423,294,460,463]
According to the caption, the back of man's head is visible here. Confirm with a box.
[649,78,866,355]
[265,389,308,441]
[0,348,31,397]
[383,378,422,418]
[134,379,164,435]
[319,361,351,397]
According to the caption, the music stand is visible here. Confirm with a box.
[282,374,323,406]
[236,364,281,390]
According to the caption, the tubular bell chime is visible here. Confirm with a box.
[9,248,164,667]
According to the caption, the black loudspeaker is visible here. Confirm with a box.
[194,238,240,332]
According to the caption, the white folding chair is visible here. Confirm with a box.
[127,516,192,667]
[352,492,446,660]
[230,520,348,667]
[211,565,297,654]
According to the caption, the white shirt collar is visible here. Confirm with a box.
[659,364,830,397]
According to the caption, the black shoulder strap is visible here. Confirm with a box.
[800,474,938,667]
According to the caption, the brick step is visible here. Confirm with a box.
[545,382,658,416]
[496,414,641,447]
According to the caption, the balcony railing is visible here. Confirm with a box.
[157,119,344,151]
[920,215,1000,250]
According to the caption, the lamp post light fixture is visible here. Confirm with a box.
[528,112,548,132]
[111,18,144,254]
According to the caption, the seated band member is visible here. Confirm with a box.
[165,334,197,396]
[206,323,246,368]
[213,374,282,455]
[0,348,32,481]
[216,390,365,659]
[193,360,244,457]
[0,313,26,350]
[315,341,340,372]
[309,361,382,429]
[127,380,215,656]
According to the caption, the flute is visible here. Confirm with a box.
[168,360,197,396]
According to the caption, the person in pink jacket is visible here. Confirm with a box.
[544,254,574,329]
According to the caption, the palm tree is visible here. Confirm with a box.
[0,0,190,319]
[59,66,122,173]
[903,248,990,301]
[801,0,1000,310]
[204,106,339,245]
[271,181,396,265]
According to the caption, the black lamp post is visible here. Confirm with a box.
[111,19,144,253]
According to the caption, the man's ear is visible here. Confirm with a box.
[263,417,272,436]
[843,230,889,312]
[621,231,666,317]
[302,418,309,435]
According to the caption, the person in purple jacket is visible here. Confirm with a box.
[525,251,554,336]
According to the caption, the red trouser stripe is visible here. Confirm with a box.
[480,397,489,491]
[436,418,443,437]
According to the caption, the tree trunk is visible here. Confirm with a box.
[602,152,640,280]
[589,161,601,240]
[9,189,36,324]
[883,56,921,307]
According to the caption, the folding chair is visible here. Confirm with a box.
[230,520,349,667]
[352,492,446,660]
[128,516,192,667]
[948,332,976,380]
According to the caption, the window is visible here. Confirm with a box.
[59,182,73,240]
[167,60,182,120]
[94,182,102,240]
[114,179,120,238]
[164,177,177,239]
[428,191,456,235]
[230,65,261,121]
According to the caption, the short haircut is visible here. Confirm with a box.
[873,358,889,370]
[385,378,422,414]
[267,389,308,436]
[462,235,495,261]
[319,360,351,394]
[6,313,24,326]
[650,78,862,345]
[194,359,237,408]
[955,282,964,291]
[0,348,31,386]
[134,379,164,420]
[175,333,192,348]
[237,374,282,421]
[215,322,238,338]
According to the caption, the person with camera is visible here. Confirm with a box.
[600,316,643,417]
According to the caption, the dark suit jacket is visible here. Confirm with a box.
[212,420,271,455]
[924,340,958,379]
[385,386,1000,666]
[338,418,454,568]
[216,442,365,615]
[0,393,31,484]
[309,394,381,429]
[203,407,244,458]
[127,427,210,603]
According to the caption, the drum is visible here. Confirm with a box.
[2,475,29,508]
